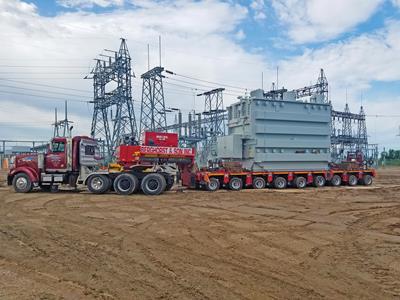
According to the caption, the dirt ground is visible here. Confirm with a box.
[0,169,399,300]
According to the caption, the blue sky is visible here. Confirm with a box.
[0,0,400,148]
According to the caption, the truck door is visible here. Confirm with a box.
[45,139,68,172]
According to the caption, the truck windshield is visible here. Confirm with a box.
[51,142,65,153]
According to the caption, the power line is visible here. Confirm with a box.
[165,70,248,91]
[164,76,243,95]
[0,78,90,93]
[0,65,89,68]
[0,91,88,103]
[0,84,90,99]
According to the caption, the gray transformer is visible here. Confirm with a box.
[216,95,332,171]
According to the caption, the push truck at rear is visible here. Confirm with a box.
[7,133,195,196]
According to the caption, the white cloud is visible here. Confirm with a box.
[392,0,400,7]
[0,0,399,149]
[272,0,384,44]
[57,0,124,8]
[250,0,266,20]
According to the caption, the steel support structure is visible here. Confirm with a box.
[197,88,226,163]
[88,38,137,159]
[331,104,373,165]
[139,66,167,140]
[53,101,73,138]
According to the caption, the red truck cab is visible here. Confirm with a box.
[8,136,100,192]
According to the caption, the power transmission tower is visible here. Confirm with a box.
[139,66,167,139]
[53,101,73,138]
[316,68,329,103]
[357,105,368,151]
[87,38,137,158]
[197,88,226,163]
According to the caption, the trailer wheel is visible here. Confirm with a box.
[113,173,139,195]
[252,177,266,189]
[294,176,307,189]
[206,177,220,192]
[273,176,287,189]
[141,173,166,195]
[330,175,342,186]
[12,173,33,193]
[229,177,243,191]
[313,175,326,188]
[348,174,358,186]
[361,174,373,186]
[87,174,110,194]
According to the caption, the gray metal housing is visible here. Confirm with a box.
[216,95,332,171]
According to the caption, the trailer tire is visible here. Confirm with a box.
[87,174,110,194]
[313,175,326,188]
[330,175,342,186]
[206,177,220,192]
[12,173,33,193]
[274,176,287,189]
[348,174,358,186]
[294,176,307,189]
[361,174,373,186]
[229,177,243,191]
[252,177,266,189]
[141,173,166,196]
[114,173,139,195]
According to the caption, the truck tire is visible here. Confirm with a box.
[229,177,243,191]
[348,174,358,186]
[113,173,139,195]
[313,175,326,188]
[12,173,33,193]
[87,174,110,194]
[294,176,307,189]
[330,175,342,186]
[361,174,373,186]
[206,177,220,192]
[273,176,287,189]
[141,173,166,195]
[252,177,266,189]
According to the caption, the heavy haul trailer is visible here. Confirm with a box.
[190,167,376,191]
[188,89,377,191]
[7,132,195,196]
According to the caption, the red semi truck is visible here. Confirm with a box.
[7,133,195,195]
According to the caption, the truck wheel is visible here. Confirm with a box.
[313,175,326,188]
[113,173,139,195]
[206,178,220,192]
[330,175,342,186]
[165,175,174,191]
[348,174,358,186]
[361,174,373,186]
[294,176,307,189]
[273,176,287,189]
[12,173,33,193]
[252,177,266,189]
[87,174,110,194]
[141,173,166,195]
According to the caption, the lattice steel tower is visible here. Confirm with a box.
[139,66,167,139]
[357,105,368,150]
[199,88,226,140]
[53,101,73,138]
[88,38,137,158]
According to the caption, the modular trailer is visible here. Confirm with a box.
[189,168,376,191]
